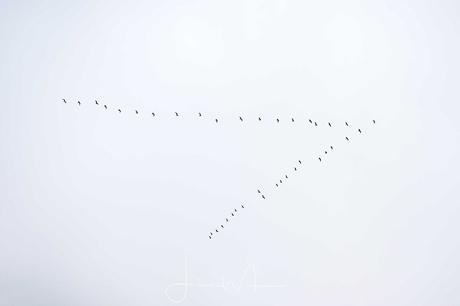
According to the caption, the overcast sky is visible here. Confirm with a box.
[1,0,460,305]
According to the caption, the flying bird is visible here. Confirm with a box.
[215,118,218,123]
[276,118,280,123]
[358,128,362,133]
[291,118,295,122]
[239,116,243,121]
[294,167,297,171]
[231,213,235,216]
[209,236,211,239]
[285,175,288,178]
[262,195,266,199]
[299,160,302,164]
[221,225,224,228]
[280,179,283,183]
[152,112,155,117]
[257,189,261,194]
[328,122,331,127]
[104,105,107,109]
[95,100,99,105]
[373,119,376,124]
[135,110,139,114]
[330,146,333,150]
[309,119,312,124]
[210,232,213,236]
[276,183,279,187]
[226,218,229,222]
[77,101,81,106]
[314,122,318,126]
[345,121,349,126]
[234,209,237,212]
[198,112,202,117]
[175,112,179,117]
[216,229,219,233]
[241,205,245,208]
[325,151,328,154]
[346,137,349,141]
[258,117,262,121]
[319,157,322,162]
[62,99,67,103]
[118,109,121,113]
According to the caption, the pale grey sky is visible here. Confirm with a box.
[1,0,460,305]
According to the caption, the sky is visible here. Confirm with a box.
[1,0,460,305]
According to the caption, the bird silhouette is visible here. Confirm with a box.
[345,121,349,126]
[104,105,107,109]
[280,179,283,183]
[276,183,279,187]
[328,122,331,127]
[62,99,67,103]
[210,232,213,236]
[239,116,243,121]
[152,112,155,117]
[358,128,362,133]
[175,112,179,116]
[77,101,81,106]
[215,118,218,123]
[257,189,261,193]
[209,236,211,239]
[309,119,312,124]
[221,225,224,228]
[226,218,229,222]
[292,118,295,122]
[258,117,262,121]
[118,109,121,113]
[325,151,328,154]
[294,167,297,171]
[135,110,139,114]
[315,122,318,126]
[373,119,376,124]
[299,160,302,164]
[231,213,235,216]
[234,209,237,212]
[262,195,266,199]
[95,100,99,105]
[241,205,245,208]
[346,137,349,141]
[319,157,322,162]
[198,112,202,117]
[330,146,333,150]
[216,229,219,233]
[276,118,280,123]
[285,175,288,178]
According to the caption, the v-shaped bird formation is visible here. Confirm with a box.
[61,98,376,240]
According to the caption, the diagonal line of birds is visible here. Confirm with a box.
[61,98,376,240]
[207,119,376,240]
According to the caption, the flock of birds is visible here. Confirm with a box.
[61,98,376,240]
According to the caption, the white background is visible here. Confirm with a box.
[1,0,460,305]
